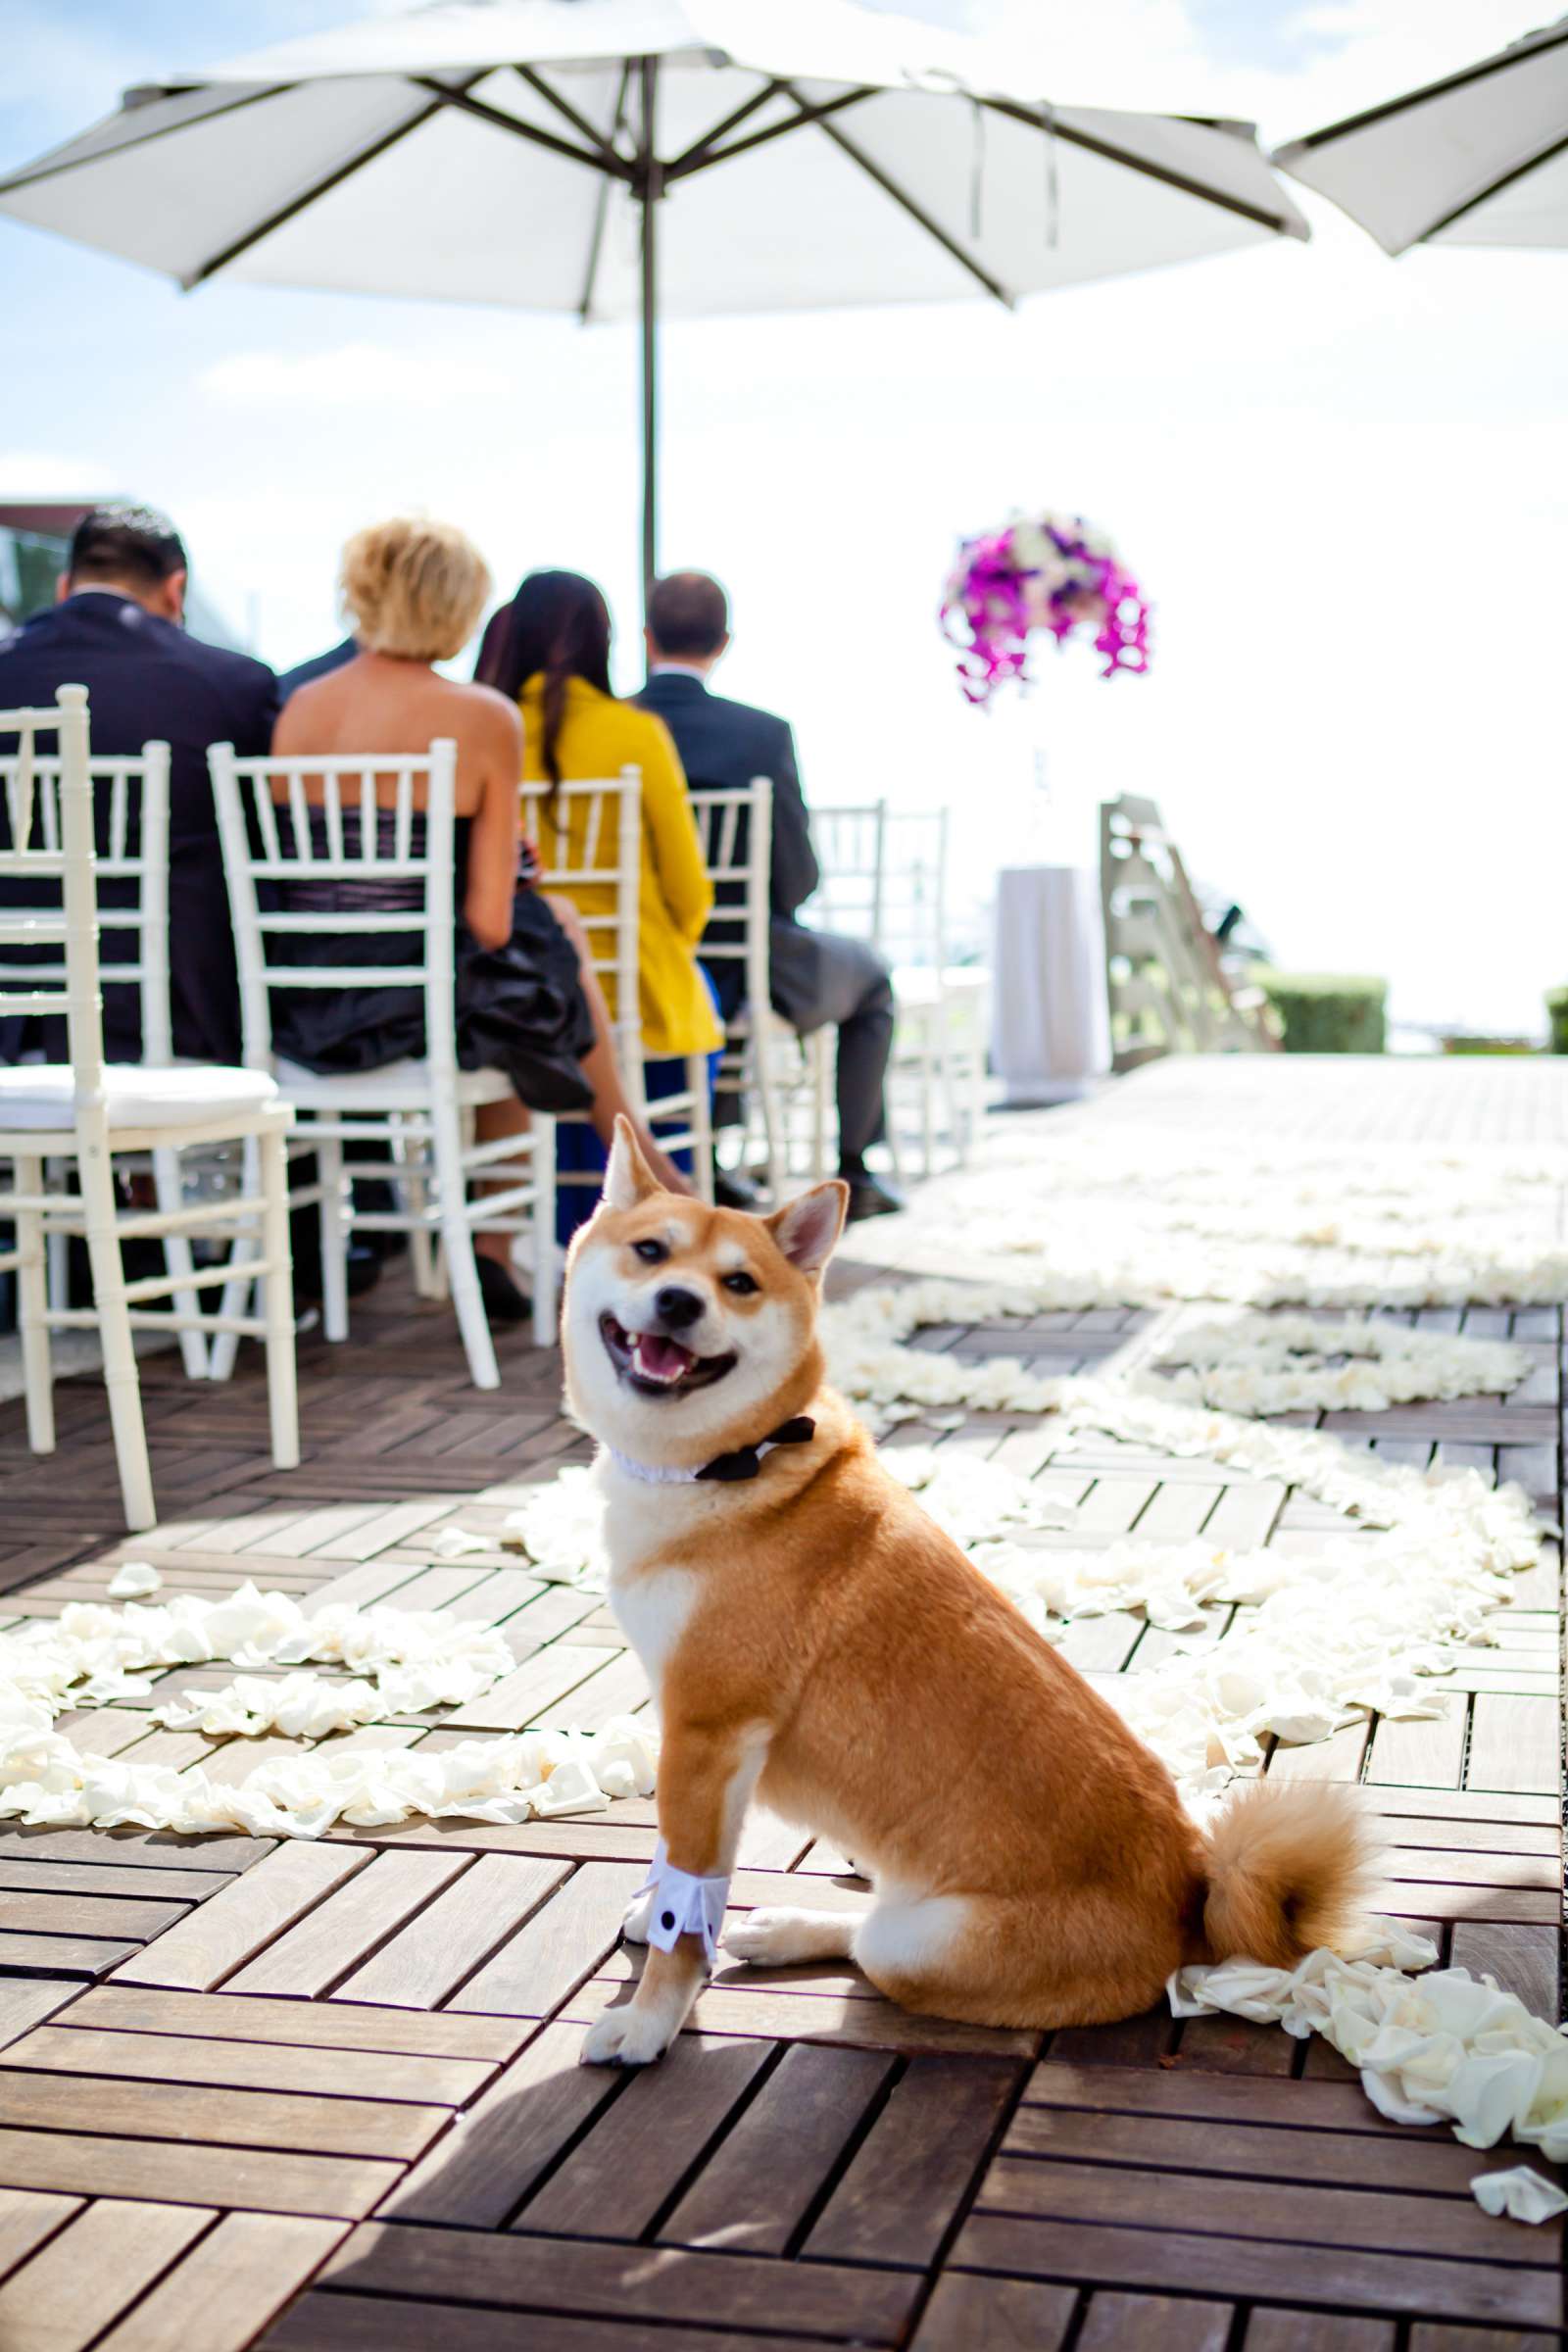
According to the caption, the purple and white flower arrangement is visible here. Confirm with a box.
[942,511,1152,705]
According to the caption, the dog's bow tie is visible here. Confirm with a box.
[607,1416,815,1487]
[695,1415,816,1483]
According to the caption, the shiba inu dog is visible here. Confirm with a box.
[565,1119,1368,2068]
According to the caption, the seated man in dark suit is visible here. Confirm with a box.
[637,571,900,1221]
[0,504,278,1065]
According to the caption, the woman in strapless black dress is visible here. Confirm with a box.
[270,517,689,1322]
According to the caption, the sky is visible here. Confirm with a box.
[0,0,1561,1036]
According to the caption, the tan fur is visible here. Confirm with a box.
[568,1122,1370,2064]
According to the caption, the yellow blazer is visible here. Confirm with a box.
[520,674,720,1059]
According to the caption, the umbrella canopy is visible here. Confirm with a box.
[1275,14,1568,256]
[0,0,1309,582]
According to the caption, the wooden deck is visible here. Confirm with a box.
[0,1060,1563,2350]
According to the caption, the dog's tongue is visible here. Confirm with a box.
[633,1332,694,1383]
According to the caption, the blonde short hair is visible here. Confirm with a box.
[339,516,492,661]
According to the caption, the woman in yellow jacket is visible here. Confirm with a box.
[476,569,721,1220]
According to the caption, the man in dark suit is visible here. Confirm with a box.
[0,504,277,1064]
[637,572,900,1221]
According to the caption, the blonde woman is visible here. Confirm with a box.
[272,517,686,1323]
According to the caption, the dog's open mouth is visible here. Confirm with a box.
[600,1313,737,1396]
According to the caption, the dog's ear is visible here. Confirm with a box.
[603,1115,662,1211]
[765,1180,849,1279]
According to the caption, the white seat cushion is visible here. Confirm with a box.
[273,1056,513,1110]
[0,1062,279,1133]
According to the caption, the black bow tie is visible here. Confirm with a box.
[696,1415,816,1484]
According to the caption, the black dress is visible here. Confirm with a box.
[269,811,594,1114]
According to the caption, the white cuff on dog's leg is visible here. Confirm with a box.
[638,1838,730,1961]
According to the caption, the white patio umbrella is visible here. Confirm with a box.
[1275,14,1568,257]
[0,0,1308,584]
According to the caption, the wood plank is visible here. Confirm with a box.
[1021,2060,1450,2135]
[0,2126,400,2220]
[0,2189,81,2287]
[69,1984,529,2062]
[1467,1694,1561,1794]
[808,2054,1020,2266]
[112,1841,370,1990]
[0,1978,78,2050]
[0,1931,137,1979]
[319,2219,919,2340]
[0,1887,192,1940]
[0,2065,446,2161]
[564,1976,1039,2059]
[0,1827,272,1872]
[385,2021,616,2230]
[1246,2317,1396,2351]
[6,2023,494,2109]
[332,1853,570,2009]
[661,2041,893,2257]
[443,1644,611,1731]
[0,2197,213,2352]
[521,2031,770,2235]
[1004,2106,1551,2196]
[268,2296,846,2350]
[92,2212,348,2352]
[1078,2294,1233,2351]
[950,2215,1560,2330]
[911,2272,1076,2351]
[1364,1692,1467,1788]
[0,1856,230,1903]
[226,1849,470,1998]
[1448,1921,1559,2019]
[447,1861,647,2019]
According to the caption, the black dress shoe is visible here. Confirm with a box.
[475,1254,531,1324]
[712,1166,762,1212]
[843,1174,905,1222]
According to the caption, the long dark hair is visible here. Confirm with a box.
[474,569,613,790]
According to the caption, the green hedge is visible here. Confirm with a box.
[1547,989,1568,1054]
[1257,971,1387,1054]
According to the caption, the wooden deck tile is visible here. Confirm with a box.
[0,2197,213,2352]
[0,2064,448,2161]
[92,2212,348,2352]
[445,1859,646,2018]
[806,2054,1020,2267]
[0,2189,81,2285]
[112,1842,370,1990]
[318,2219,921,2340]
[225,1849,471,1998]
[0,2125,402,2220]
[384,2021,616,2229]
[4,2021,497,2108]
[332,1853,570,2009]
[66,1984,530,2062]
[912,2271,1077,2350]
[660,2042,894,2256]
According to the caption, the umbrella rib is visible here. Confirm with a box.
[1282,21,1568,153]
[408,76,631,179]
[1421,121,1568,241]
[183,86,469,287]
[579,62,633,321]
[665,85,875,180]
[665,80,789,175]
[777,80,1013,306]
[982,95,1304,236]
[513,65,628,166]
[0,83,290,197]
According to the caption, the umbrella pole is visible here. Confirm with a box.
[638,55,661,606]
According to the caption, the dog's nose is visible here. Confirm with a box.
[654,1285,704,1331]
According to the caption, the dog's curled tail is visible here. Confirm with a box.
[1199,1781,1371,1968]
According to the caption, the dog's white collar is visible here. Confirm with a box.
[604,1415,816,1488]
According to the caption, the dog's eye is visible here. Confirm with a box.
[632,1240,667,1265]
[722,1271,759,1296]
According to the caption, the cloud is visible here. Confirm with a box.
[196,342,511,412]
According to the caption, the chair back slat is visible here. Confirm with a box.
[809,799,886,947]
[691,779,773,1038]
[0,708,172,1060]
[0,688,106,1081]
[210,740,460,1077]
[524,769,644,1080]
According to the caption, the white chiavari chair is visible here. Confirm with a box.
[689,776,798,1197]
[525,769,713,1205]
[0,687,297,1530]
[211,738,557,1391]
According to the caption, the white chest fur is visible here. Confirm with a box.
[610,1561,701,1702]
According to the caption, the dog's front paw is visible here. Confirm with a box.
[621,1888,654,1945]
[580,2005,673,2068]
[723,1906,847,1967]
